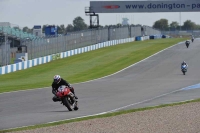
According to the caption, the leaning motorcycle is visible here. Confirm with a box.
[181,65,187,75]
[56,86,79,111]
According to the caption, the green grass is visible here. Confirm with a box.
[0,38,186,93]
[1,98,200,133]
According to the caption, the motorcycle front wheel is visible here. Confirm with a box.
[74,101,79,111]
[62,97,73,111]
[182,71,185,75]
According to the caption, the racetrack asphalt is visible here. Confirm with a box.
[1,39,200,130]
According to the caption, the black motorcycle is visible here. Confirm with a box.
[191,38,194,42]
[185,41,190,48]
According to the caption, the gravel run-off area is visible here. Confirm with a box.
[10,102,200,133]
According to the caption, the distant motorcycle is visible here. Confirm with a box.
[185,41,190,48]
[56,86,79,111]
[181,64,188,75]
[191,38,194,42]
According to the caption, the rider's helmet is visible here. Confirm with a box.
[53,75,61,84]
[183,61,186,64]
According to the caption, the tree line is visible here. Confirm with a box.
[22,16,88,34]
[22,16,200,34]
[153,19,200,31]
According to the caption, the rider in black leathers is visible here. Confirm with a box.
[52,75,78,102]
[185,40,190,48]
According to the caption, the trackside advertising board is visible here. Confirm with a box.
[90,1,200,13]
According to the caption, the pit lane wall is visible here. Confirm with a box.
[0,36,151,75]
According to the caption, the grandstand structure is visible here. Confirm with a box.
[0,22,37,41]
[0,22,38,66]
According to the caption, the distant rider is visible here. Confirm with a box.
[181,61,188,68]
[52,75,78,102]
[185,40,190,48]
[191,36,194,42]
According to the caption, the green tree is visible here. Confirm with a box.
[22,26,33,33]
[169,21,179,30]
[73,16,87,31]
[195,24,200,30]
[60,24,65,34]
[98,25,103,28]
[56,25,62,34]
[130,24,135,27]
[42,25,47,33]
[153,19,168,30]
[66,24,74,32]
[116,23,122,27]
[182,20,196,30]
[22,26,29,32]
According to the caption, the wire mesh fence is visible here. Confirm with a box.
[0,25,161,66]
[131,26,142,37]
[161,30,200,37]
[25,26,142,60]
[0,49,2,66]
[0,40,11,66]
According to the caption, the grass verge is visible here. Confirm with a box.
[0,38,186,93]
[1,98,200,133]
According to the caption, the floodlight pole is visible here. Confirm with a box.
[4,33,8,66]
[4,34,7,65]
[179,12,182,31]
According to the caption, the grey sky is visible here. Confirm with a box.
[0,0,199,28]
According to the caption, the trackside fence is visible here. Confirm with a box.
[22,26,160,60]
[0,26,161,66]
[0,36,152,75]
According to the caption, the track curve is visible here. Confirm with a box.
[1,39,200,130]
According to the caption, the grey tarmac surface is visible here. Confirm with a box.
[1,39,200,130]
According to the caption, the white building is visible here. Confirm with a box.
[33,25,42,37]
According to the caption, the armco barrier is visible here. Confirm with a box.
[143,36,150,40]
[135,36,142,41]
[135,36,149,41]
[0,36,151,75]
[150,35,162,39]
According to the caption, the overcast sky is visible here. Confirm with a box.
[0,0,199,28]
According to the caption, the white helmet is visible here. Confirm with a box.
[53,75,61,84]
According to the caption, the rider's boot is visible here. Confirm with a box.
[70,87,78,99]
[52,96,61,102]
[74,95,78,99]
